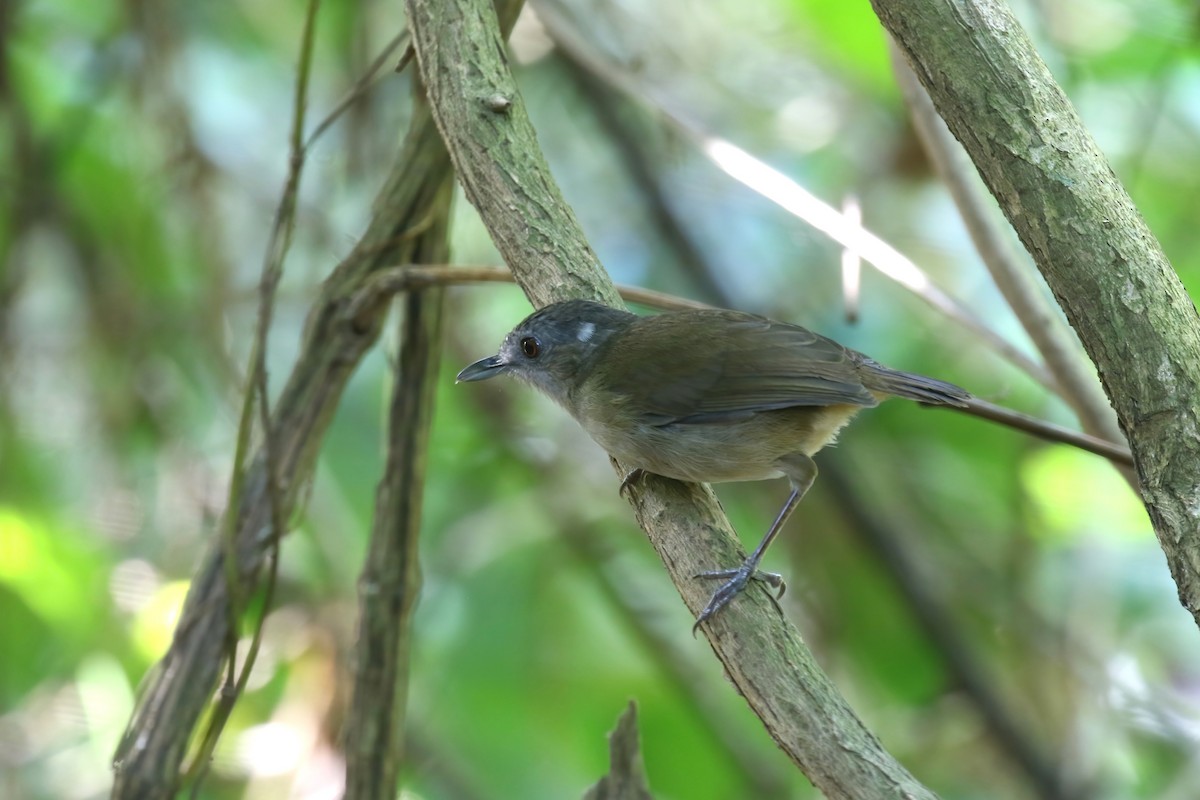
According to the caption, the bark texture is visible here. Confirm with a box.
[874,0,1200,625]
[405,0,939,796]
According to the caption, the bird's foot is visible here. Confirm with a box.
[618,468,645,499]
[691,562,786,635]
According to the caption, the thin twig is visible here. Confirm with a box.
[531,0,1058,394]
[347,264,709,324]
[306,29,411,150]
[182,0,323,791]
[353,264,1134,467]
[111,86,456,800]
[343,283,449,796]
[406,0,937,794]
[889,44,1124,451]
[954,398,1131,466]
[562,523,792,797]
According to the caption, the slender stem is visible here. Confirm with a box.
[343,284,449,797]
[354,263,1135,467]
[889,45,1124,450]
[406,0,939,794]
[306,30,411,150]
[532,0,1057,393]
[875,0,1200,627]
[191,0,321,790]
[111,98,456,800]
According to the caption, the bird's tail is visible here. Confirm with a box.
[863,364,971,407]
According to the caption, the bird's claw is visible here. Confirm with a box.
[618,468,645,499]
[691,564,786,635]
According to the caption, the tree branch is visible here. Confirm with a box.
[531,0,1058,393]
[111,105,456,800]
[887,43,1124,451]
[823,459,1083,800]
[342,261,451,792]
[873,0,1200,627]
[355,264,1135,467]
[404,0,938,796]
[562,522,792,797]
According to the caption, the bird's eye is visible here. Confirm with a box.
[520,336,541,358]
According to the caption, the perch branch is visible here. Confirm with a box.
[873,0,1200,627]
[404,0,938,795]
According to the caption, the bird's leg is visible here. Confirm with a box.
[693,455,817,633]
[618,468,646,499]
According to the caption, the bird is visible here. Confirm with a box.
[457,299,970,630]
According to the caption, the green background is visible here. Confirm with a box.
[1,0,1197,797]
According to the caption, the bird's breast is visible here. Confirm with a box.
[573,400,865,485]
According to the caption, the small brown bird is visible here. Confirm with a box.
[459,300,970,629]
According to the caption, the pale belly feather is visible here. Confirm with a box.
[579,403,864,484]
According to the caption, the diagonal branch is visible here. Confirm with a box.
[404,0,938,796]
[111,105,456,799]
[873,0,1200,629]
[343,281,450,796]
[353,264,1134,466]
[531,0,1056,393]
[887,43,1124,450]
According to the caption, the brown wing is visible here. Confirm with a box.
[592,309,877,427]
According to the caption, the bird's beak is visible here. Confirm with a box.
[456,354,508,383]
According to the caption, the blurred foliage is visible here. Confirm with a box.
[2,0,1199,798]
